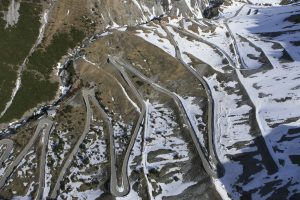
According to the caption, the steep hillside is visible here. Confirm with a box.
[0,0,299,199]
[0,0,210,125]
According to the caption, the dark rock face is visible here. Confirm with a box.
[203,0,223,19]
[280,0,299,5]
[284,13,300,24]
[203,7,219,19]
[162,0,170,12]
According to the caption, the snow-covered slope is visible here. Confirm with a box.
[132,2,300,199]
[93,0,209,26]
[0,0,299,199]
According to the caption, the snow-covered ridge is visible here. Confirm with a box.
[96,0,209,27]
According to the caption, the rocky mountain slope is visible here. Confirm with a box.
[0,0,299,199]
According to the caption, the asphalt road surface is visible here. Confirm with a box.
[50,90,92,199]
[0,118,53,189]
[0,139,13,166]
[109,56,223,178]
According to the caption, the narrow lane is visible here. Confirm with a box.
[222,4,279,173]
[0,118,53,189]
[87,90,126,196]
[223,4,248,69]
[162,26,225,177]
[0,139,14,166]
[82,56,147,196]
[35,119,53,200]
[50,90,92,199]
[164,12,278,175]
[89,76,146,196]
[109,56,222,178]
[167,23,236,69]
[108,64,147,196]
